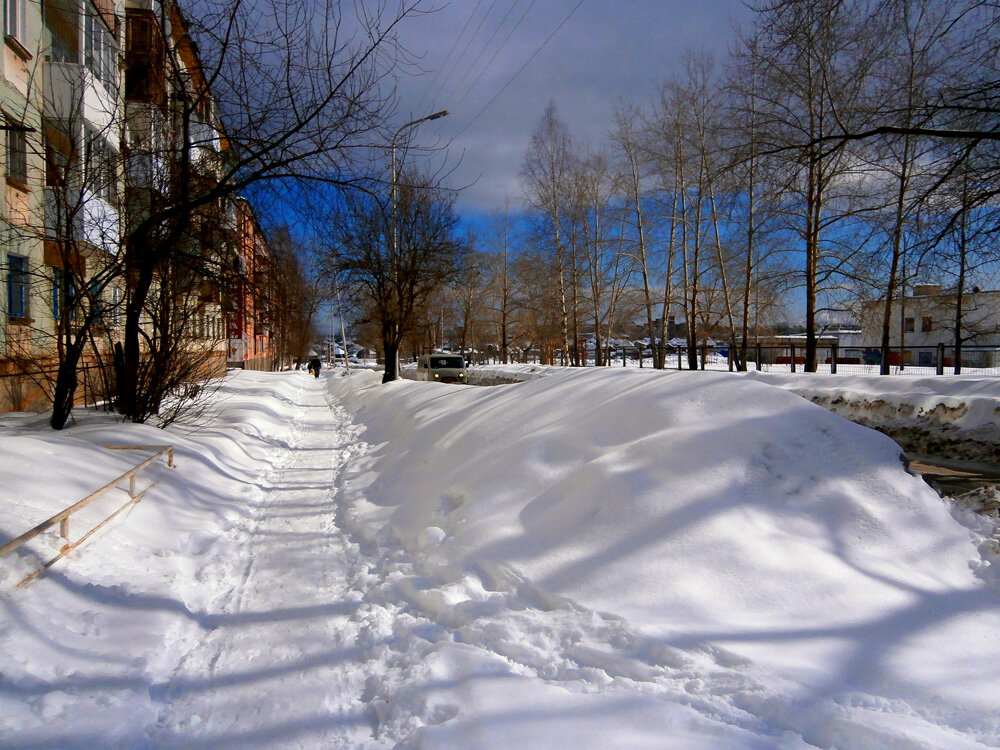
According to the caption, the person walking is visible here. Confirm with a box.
[309,357,321,378]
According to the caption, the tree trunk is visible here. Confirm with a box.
[382,320,400,383]
[50,346,83,430]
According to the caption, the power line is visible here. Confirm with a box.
[412,0,487,116]
[449,0,539,114]
[425,0,501,112]
[441,0,528,108]
[454,0,587,141]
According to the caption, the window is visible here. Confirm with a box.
[84,128,118,207]
[921,316,933,333]
[904,317,915,333]
[52,267,75,323]
[84,11,117,95]
[109,286,120,329]
[7,254,29,318]
[3,0,25,40]
[6,119,28,186]
[45,128,71,188]
[88,279,105,325]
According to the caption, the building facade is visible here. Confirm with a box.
[1,0,271,414]
[862,284,1000,368]
[226,196,272,370]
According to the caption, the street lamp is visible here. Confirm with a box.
[390,109,449,263]
[388,109,448,378]
[390,109,449,191]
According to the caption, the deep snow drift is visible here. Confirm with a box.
[466,362,1000,465]
[1,368,999,748]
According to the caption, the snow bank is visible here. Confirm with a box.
[466,363,552,385]
[742,370,1000,463]
[329,368,1000,747]
[3,367,999,748]
[469,363,1000,462]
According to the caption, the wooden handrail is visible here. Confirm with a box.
[1,445,174,587]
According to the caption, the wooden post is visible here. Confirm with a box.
[831,342,838,375]
[790,344,797,373]
[937,344,945,375]
[756,343,762,371]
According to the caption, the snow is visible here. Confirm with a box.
[1,366,999,748]
[469,363,1000,462]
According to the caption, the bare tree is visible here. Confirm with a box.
[725,28,790,368]
[574,150,633,366]
[260,226,322,371]
[612,103,662,366]
[333,172,463,382]
[482,208,520,364]
[645,82,689,367]
[449,243,490,358]
[1,0,128,429]
[750,0,882,370]
[115,0,422,420]
[521,103,576,365]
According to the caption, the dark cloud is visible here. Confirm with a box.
[393,1,752,213]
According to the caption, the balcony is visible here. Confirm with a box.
[125,151,169,195]
[187,118,221,176]
[125,7,167,110]
[44,187,121,255]
[44,61,119,134]
[124,102,170,193]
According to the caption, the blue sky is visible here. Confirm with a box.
[393,1,753,215]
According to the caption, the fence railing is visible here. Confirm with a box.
[0,444,174,588]
[466,344,1000,376]
[737,343,1000,376]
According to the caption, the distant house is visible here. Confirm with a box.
[861,284,1000,367]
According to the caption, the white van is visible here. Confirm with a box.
[416,354,467,383]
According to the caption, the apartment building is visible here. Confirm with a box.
[1,0,270,414]
[2,0,48,409]
[226,196,273,370]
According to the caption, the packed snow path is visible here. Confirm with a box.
[148,379,372,746]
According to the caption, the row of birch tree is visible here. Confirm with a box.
[409,0,999,372]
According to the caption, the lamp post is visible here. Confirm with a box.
[387,109,448,379]
[390,109,449,212]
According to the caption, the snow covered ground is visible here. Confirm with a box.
[1,367,999,748]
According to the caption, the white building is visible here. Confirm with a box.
[862,284,1000,368]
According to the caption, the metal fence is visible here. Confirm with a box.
[1,444,174,587]
[467,344,1000,377]
[665,343,1000,376]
